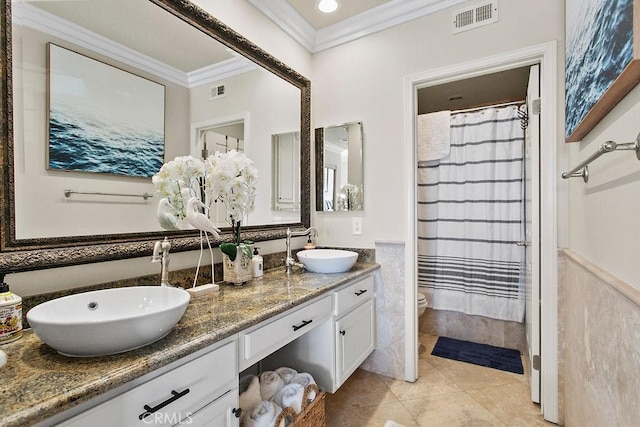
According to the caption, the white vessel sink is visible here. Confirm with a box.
[297,249,359,273]
[27,286,190,357]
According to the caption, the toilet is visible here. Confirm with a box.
[417,289,428,317]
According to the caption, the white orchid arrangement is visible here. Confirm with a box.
[204,150,258,225]
[152,150,258,261]
[336,183,363,211]
[152,155,206,220]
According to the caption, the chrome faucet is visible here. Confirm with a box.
[285,226,318,275]
[151,237,172,286]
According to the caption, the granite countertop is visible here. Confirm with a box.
[0,262,379,427]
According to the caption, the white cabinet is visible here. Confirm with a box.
[238,295,332,371]
[335,299,375,386]
[59,341,239,427]
[264,274,376,393]
[333,274,374,317]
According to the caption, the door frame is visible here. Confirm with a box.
[403,41,558,423]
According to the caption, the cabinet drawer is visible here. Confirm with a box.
[334,275,374,317]
[62,341,237,427]
[176,389,238,427]
[240,296,331,370]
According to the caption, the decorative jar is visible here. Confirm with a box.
[223,246,252,284]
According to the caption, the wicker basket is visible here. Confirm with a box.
[275,384,325,426]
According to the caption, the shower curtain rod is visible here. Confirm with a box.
[451,99,525,114]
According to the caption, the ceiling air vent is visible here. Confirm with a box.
[452,1,499,34]
[209,83,226,101]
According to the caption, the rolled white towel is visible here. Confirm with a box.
[274,366,298,383]
[259,371,284,401]
[239,375,261,424]
[274,383,305,414]
[244,400,283,427]
[289,373,317,401]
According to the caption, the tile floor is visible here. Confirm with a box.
[324,333,556,426]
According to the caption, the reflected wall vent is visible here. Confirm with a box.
[452,1,499,34]
[209,83,226,101]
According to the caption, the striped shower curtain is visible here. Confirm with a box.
[417,105,525,322]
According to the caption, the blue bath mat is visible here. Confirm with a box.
[431,336,524,374]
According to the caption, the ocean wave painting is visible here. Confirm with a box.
[565,0,634,140]
[47,44,165,178]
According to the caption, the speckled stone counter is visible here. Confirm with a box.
[0,262,379,427]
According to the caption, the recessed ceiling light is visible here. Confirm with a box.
[317,0,341,14]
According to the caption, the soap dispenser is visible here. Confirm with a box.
[304,236,316,250]
[252,247,263,278]
[0,274,23,344]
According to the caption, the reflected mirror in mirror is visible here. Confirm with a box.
[271,131,300,219]
[315,122,363,211]
[10,0,302,240]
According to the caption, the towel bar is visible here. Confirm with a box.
[561,133,640,183]
[64,189,154,200]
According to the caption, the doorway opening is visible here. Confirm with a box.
[403,42,558,423]
[415,65,539,399]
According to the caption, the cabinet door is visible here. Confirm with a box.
[272,131,300,211]
[335,299,375,387]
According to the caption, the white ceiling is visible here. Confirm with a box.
[288,0,394,29]
[247,0,469,52]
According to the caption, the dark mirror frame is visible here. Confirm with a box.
[314,127,325,212]
[0,0,310,273]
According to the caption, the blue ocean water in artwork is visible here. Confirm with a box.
[48,105,164,178]
[565,0,633,138]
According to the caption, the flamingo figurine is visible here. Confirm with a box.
[186,197,220,238]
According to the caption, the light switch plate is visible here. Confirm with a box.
[352,217,363,235]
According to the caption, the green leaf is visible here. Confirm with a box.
[220,243,237,261]
[239,243,253,260]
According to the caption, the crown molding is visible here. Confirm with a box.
[12,2,254,89]
[187,56,258,87]
[245,0,316,51]
[250,0,469,53]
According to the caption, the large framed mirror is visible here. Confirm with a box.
[315,122,363,212]
[0,0,310,272]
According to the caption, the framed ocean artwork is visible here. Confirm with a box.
[565,0,640,142]
[47,43,165,177]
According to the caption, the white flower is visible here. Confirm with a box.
[152,151,258,228]
[204,150,258,225]
[152,155,205,219]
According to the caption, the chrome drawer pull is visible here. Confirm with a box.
[340,330,346,336]
[139,389,190,420]
[232,408,242,418]
[354,289,367,296]
[292,319,313,331]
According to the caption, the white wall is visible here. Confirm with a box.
[311,0,565,248]
[567,84,640,288]
[190,69,300,226]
